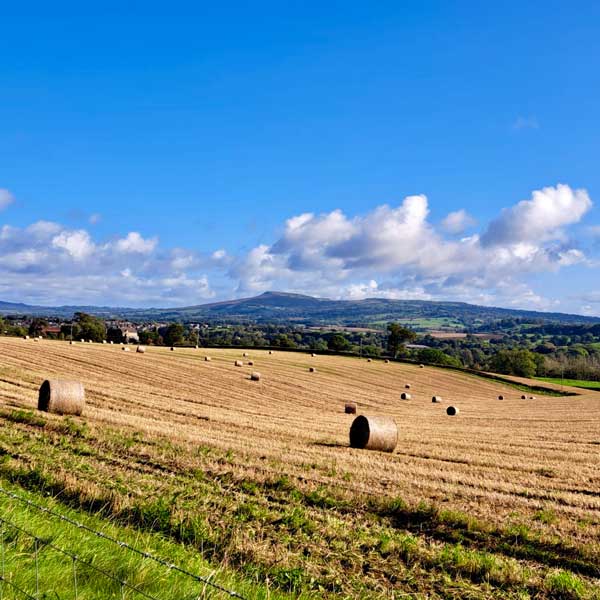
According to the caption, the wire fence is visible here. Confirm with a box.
[0,486,247,600]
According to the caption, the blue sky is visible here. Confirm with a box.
[1,2,599,313]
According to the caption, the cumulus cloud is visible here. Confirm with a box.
[231,184,594,310]
[481,184,591,247]
[0,189,15,211]
[0,220,216,306]
[0,183,595,310]
[441,209,476,234]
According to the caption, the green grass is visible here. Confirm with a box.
[536,377,600,390]
[0,479,291,600]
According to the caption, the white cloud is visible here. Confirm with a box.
[232,184,594,310]
[0,190,15,211]
[441,209,476,234]
[481,184,591,247]
[52,230,95,260]
[0,183,595,310]
[113,231,158,254]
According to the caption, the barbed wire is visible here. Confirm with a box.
[0,486,247,599]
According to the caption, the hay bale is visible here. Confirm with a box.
[122,347,130,352]
[405,384,411,389]
[39,336,43,340]
[24,335,30,340]
[170,347,175,351]
[385,359,389,364]
[529,396,536,400]
[498,395,504,400]
[33,338,39,342]
[419,364,425,368]
[204,356,211,362]
[367,358,372,362]
[311,353,316,357]
[136,346,146,354]
[349,415,397,452]
[248,360,254,366]
[235,360,243,367]
[432,396,443,403]
[521,395,527,400]
[344,402,357,414]
[80,338,85,343]
[243,352,249,357]
[110,341,114,344]
[400,392,411,400]
[446,406,459,416]
[102,340,107,344]
[38,380,85,416]
[309,366,316,373]
[250,372,261,381]
[269,350,273,355]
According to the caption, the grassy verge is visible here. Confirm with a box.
[0,479,292,600]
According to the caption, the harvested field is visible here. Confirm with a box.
[0,337,598,599]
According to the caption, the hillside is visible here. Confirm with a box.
[1,291,599,328]
[0,337,598,598]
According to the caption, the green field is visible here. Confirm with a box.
[536,377,600,390]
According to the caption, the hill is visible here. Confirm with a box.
[2,292,599,328]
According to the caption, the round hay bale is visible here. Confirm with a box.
[136,345,146,354]
[33,338,39,342]
[102,340,107,344]
[39,336,43,340]
[367,358,372,362]
[521,395,527,400]
[349,415,397,452]
[419,364,425,368]
[405,384,411,389]
[498,395,504,400]
[309,366,316,372]
[110,341,114,344]
[38,380,85,416]
[248,360,254,366]
[400,392,411,400]
[432,396,443,403]
[122,347,130,352]
[80,338,85,343]
[385,359,389,364]
[235,360,243,367]
[344,402,357,414]
[170,347,175,351]
[269,350,273,355]
[529,396,536,400]
[69,340,74,345]
[311,353,316,357]
[204,356,211,362]
[243,352,249,357]
[446,406,459,416]
[24,335,29,340]
[250,372,261,381]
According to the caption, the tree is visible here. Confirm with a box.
[488,349,537,378]
[416,347,461,367]
[28,318,48,337]
[75,312,106,342]
[387,323,417,357]
[163,323,185,347]
[328,333,351,352]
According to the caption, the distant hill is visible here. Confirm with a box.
[1,291,599,329]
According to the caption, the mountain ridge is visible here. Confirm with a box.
[1,291,599,327]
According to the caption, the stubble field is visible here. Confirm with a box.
[0,336,598,598]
